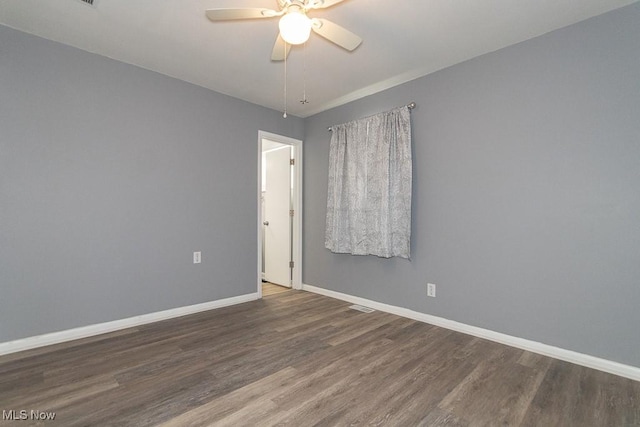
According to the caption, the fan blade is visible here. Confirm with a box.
[271,34,292,61]
[206,8,279,21]
[311,18,362,51]
[308,0,347,9]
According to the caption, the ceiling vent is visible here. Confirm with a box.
[77,0,98,7]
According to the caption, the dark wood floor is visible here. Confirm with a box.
[1,287,639,426]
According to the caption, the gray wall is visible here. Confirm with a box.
[302,3,640,367]
[0,25,303,342]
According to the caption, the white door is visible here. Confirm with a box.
[264,146,291,287]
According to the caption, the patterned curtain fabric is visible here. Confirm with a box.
[325,106,412,259]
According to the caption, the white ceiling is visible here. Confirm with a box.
[1,0,637,118]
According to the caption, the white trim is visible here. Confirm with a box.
[257,131,303,297]
[0,293,258,356]
[302,284,640,382]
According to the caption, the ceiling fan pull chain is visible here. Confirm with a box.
[300,41,309,105]
[283,41,288,118]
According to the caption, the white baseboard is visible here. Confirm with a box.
[0,293,258,356]
[302,284,640,382]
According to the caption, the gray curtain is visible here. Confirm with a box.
[325,106,412,259]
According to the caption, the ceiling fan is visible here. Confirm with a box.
[206,0,362,61]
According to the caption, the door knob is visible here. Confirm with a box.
[263,221,269,226]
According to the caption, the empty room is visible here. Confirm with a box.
[1,0,639,425]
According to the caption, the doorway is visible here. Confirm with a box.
[257,131,302,298]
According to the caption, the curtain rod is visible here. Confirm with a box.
[328,102,416,131]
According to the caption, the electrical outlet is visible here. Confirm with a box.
[193,251,201,264]
[427,283,436,298]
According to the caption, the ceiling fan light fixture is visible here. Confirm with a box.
[279,8,312,45]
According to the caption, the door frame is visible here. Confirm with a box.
[257,131,303,298]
